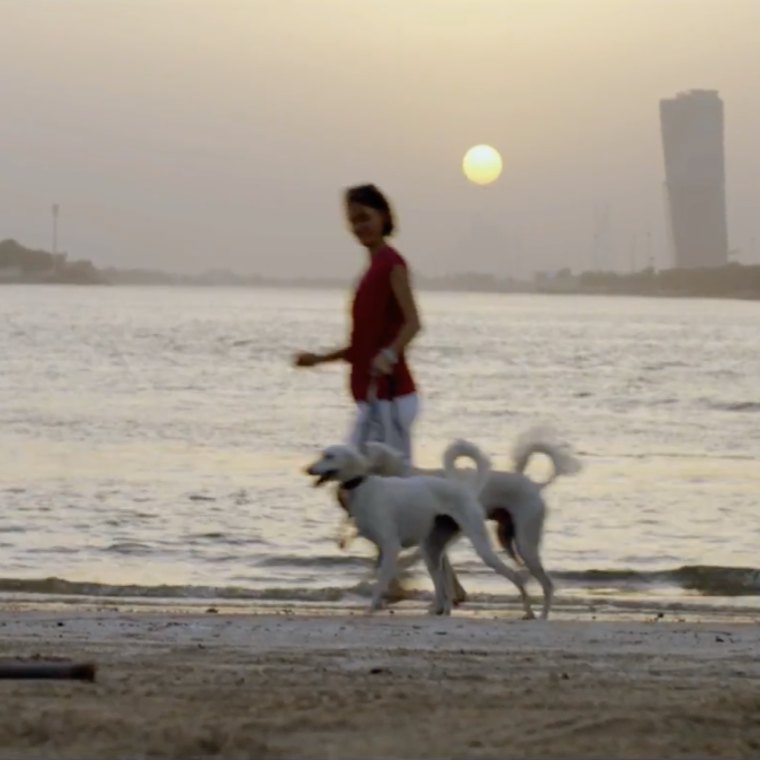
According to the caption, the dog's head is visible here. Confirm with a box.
[305,444,370,488]
[365,441,407,476]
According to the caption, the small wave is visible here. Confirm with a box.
[641,360,691,371]
[181,533,266,547]
[554,565,760,596]
[104,541,154,555]
[702,400,760,413]
[257,555,371,570]
[0,564,756,603]
[576,450,755,462]
[0,577,348,602]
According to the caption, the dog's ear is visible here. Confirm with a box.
[365,442,388,471]
[341,446,370,479]
[366,442,404,475]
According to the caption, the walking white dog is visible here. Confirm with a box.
[306,439,535,618]
[349,427,582,620]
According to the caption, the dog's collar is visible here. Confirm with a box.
[341,476,366,491]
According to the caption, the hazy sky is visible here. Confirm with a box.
[1,0,759,278]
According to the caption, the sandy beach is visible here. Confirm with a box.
[0,609,757,759]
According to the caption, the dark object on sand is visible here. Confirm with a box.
[0,662,97,682]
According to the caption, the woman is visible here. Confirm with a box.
[293,184,422,467]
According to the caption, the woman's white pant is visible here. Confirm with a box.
[346,392,419,467]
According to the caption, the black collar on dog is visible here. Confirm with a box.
[341,476,366,491]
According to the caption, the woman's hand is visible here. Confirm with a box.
[371,351,394,375]
[293,351,320,368]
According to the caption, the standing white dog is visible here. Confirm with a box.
[353,427,582,619]
[306,439,535,617]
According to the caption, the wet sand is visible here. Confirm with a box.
[0,609,758,759]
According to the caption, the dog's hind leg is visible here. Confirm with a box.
[518,541,553,620]
[444,556,468,607]
[515,509,553,620]
[459,508,535,620]
[492,508,521,565]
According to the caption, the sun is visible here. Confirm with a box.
[462,144,503,186]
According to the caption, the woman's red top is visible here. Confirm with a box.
[347,246,416,402]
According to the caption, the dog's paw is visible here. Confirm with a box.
[427,601,452,616]
[368,599,385,613]
[521,610,537,621]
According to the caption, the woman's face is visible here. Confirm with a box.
[347,202,385,248]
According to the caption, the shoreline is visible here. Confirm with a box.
[1,596,759,621]
[3,280,760,302]
[1,609,758,758]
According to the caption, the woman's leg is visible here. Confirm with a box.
[346,402,370,449]
[384,392,419,468]
[343,394,420,604]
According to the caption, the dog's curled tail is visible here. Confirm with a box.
[511,426,582,490]
[443,438,492,496]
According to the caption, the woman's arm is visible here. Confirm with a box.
[387,264,422,356]
[293,346,349,367]
[317,347,349,363]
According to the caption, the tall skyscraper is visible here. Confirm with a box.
[659,90,729,269]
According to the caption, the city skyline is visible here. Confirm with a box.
[1,1,758,277]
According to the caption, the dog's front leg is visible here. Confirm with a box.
[370,541,400,612]
[421,541,452,616]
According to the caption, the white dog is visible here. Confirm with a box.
[306,439,535,618]
[354,427,582,620]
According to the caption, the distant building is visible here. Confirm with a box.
[659,90,729,269]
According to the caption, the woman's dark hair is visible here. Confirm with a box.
[344,184,395,236]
